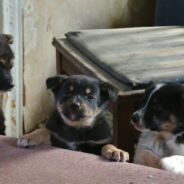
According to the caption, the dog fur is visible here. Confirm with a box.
[132,82,184,175]
[0,34,14,135]
[18,75,129,162]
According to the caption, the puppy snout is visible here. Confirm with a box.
[0,79,14,90]
[70,102,81,110]
[7,81,14,89]
[131,113,140,124]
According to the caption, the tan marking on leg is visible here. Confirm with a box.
[86,88,91,94]
[17,128,51,148]
[101,144,129,162]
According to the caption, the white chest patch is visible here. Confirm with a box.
[134,131,184,171]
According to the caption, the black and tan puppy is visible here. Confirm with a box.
[132,82,184,175]
[0,34,14,135]
[18,75,129,162]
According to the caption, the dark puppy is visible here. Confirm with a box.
[0,34,14,135]
[18,75,129,162]
[132,82,184,175]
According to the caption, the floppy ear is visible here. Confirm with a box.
[3,34,13,44]
[46,75,68,93]
[100,82,119,101]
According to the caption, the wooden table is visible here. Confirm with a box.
[52,37,144,161]
[52,26,184,161]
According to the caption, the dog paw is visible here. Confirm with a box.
[17,128,51,148]
[17,134,41,148]
[101,144,129,162]
[159,156,184,175]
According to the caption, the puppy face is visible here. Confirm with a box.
[131,82,184,134]
[0,34,14,92]
[46,75,118,127]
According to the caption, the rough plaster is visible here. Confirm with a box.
[23,0,155,132]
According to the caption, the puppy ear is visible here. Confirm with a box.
[100,82,119,101]
[3,34,14,44]
[46,75,68,93]
[146,81,154,89]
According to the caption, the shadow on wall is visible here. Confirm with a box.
[112,0,156,28]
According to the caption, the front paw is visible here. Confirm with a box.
[17,134,41,148]
[101,144,129,162]
[160,156,184,175]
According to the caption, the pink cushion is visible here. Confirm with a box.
[0,135,183,184]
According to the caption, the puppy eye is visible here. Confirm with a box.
[63,91,71,96]
[87,94,94,100]
[153,104,163,111]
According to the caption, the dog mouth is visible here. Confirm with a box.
[7,87,14,91]
[131,120,148,132]
[131,115,148,131]
[57,102,95,122]
[0,82,14,92]
[0,87,14,92]
[59,106,87,121]
[63,111,86,121]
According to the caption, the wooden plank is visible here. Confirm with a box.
[118,93,143,162]
[65,26,184,87]
[56,49,61,74]
[52,38,131,93]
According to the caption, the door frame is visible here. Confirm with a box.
[0,0,23,138]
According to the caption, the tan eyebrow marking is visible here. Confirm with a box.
[153,98,158,103]
[0,59,5,65]
[170,114,177,124]
[69,86,74,91]
[86,88,91,94]
[101,86,106,91]
[59,79,63,84]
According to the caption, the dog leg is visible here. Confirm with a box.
[17,128,51,148]
[101,144,129,162]
[159,155,184,175]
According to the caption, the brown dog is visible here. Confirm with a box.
[0,34,14,135]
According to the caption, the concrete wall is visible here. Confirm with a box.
[23,0,155,133]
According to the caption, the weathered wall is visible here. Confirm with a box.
[23,0,155,133]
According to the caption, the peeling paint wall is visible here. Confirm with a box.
[0,0,23,137]
[23,0,155,133]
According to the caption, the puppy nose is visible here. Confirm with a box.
[0,79,14,89]
[131,113,140,123]
[8,82,14,88]
[70,102,80,110]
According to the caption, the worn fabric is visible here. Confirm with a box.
[0,135,184,184]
